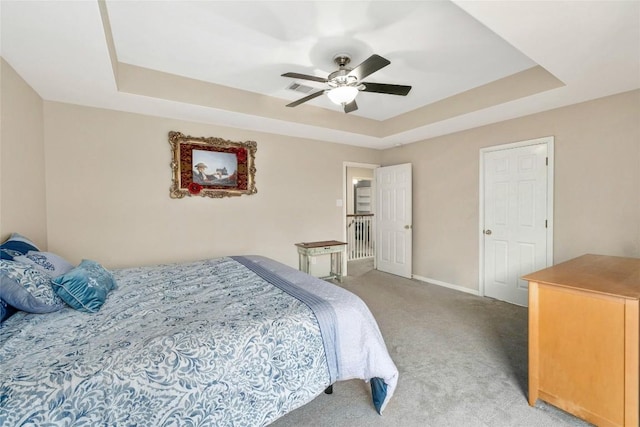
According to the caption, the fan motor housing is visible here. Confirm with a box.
[328,70,357,87]
[328,54,356,87]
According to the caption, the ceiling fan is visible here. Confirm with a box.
[281,54,412,113]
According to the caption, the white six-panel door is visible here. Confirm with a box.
[481,139,552,306]
[376,163,412,278]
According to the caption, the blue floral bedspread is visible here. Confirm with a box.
[0,257,331,426]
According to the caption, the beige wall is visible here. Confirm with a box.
[382,89,640,292]
[0,59,48,248]
[2,58,638,293]
[42,102,381,269]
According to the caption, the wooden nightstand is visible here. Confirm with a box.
[295,240,347,282]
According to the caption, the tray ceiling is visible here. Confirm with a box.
[1,1,638,149]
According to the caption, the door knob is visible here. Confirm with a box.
[484,229,492,235]
[404,225,412,229]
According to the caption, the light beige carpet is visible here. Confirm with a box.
[272,261,592,427]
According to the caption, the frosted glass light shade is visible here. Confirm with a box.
[327,86,359,105]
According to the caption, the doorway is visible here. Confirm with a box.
[479,137,554,306]
[342,162,413,279]
[344,162,378,277]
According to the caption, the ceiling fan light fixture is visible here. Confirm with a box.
[327,86,359,105]
[282,53,410,113]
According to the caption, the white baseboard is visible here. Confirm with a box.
[412,274,480,296]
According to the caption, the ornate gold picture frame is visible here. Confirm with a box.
[169,131,257,198]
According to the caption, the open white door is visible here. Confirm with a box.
[376,163,412,278]
[481,137,553,306]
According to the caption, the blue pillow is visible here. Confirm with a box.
[51,260,117,313]
[0,298,17,323]
[0,260,66,313]
[0,233,40,260]
[13,251,74,278]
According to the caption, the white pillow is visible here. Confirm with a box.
[13,251,74,278]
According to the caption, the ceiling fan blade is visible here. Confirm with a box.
[285,90,325,107]
[281,72,328,83]
[344,100,358,113]
[361,82,412,96]
[348,54,390,81]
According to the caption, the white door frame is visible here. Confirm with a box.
[343,161,380,276]
[478,136,554,297]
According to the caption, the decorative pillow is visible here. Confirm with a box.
[0,298,17,323]
[13,251,74,278]
[51,260,118,313]
[0,233,40,260]
[0,260,65,313]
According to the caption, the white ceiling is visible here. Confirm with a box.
[1,1,639,149]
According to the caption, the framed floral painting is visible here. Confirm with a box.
[169,131,257,198]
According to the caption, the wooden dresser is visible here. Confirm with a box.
[524,254,640,427]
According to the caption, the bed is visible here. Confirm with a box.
[0,254,398,426]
